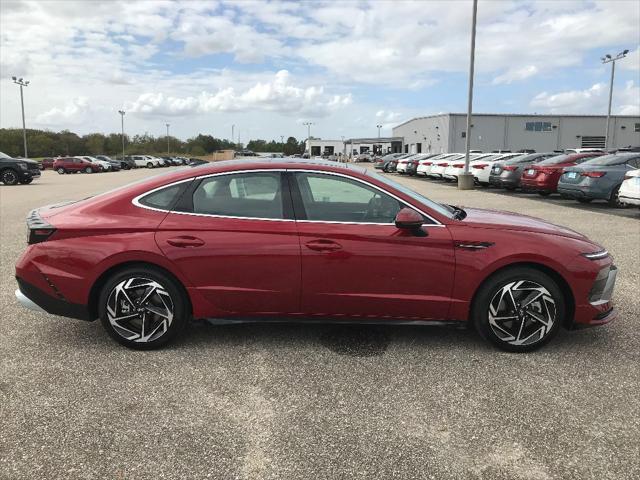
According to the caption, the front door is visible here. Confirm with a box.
[290,171,455,320]
[156,171,301,317]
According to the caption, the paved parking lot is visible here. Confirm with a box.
[1,167,639,480]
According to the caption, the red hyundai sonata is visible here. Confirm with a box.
[15,160,618,351]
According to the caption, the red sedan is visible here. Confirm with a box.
[15,160,617,351]
[520,152,603,195]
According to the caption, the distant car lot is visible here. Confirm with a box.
[0,167,639,479]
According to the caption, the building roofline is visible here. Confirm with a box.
[393,113,640,129]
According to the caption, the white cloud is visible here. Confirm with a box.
[530,81,640,114]
[126,70,352,117]
[493,66,539,85]
[35,97,90,125]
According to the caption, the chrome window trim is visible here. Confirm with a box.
[131,168,444,226]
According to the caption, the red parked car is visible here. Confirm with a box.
[520,152,603,196]
[40,158,55,170]
[15,160,617,351]
[53,156,101,174]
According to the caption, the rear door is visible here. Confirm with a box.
[155,170,301,317]
[290,171,455,320]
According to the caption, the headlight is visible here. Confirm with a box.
[582,250,609,260]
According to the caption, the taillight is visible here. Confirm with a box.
[439,162,449,167]
[453,163,464,168]
[422,161,433,166]
[472,164,487,170]
[581,171,606,178]
[503,165,518,171]
[26,209,56,244]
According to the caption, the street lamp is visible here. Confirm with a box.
[601,49,629,150]
[231,124,235,145]
[118,110,126,160]
[303,122,314,157]
[166,123,170,155]
[376,124,382,138]
[12,77,30,158]
[459,0,478,191]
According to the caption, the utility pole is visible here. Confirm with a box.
[459,0,478,190]
[303,122,313,157]
[601,50,629,150]
[166,123,170,155]
[12,77,29,157]
[118,110,126,159]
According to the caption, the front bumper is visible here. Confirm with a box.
[15,277,94,321]
[571,265,619,329]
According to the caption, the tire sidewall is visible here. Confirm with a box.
[98,266,187,349]
[472,267,565,352]
[2,169,19,185]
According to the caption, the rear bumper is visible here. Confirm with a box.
[619,194,640,206]
[489,175,518,188]
[557,184,610,200]
[15,276,93,321]
[520,178,555,192]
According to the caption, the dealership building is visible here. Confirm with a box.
[392,113,640,154]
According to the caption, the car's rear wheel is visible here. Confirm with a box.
[608,185,626,208]
[147,162,153,168]
[1,169,19,185]
[472,267,564,352]
[98,266,188,349]
[577,198,593,204]
[57,167,66,174]
[85,166,93,173]
[538,191,551,197]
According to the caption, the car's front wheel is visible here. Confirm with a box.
[98,266,188,349]
[472,267,564,352]
[20,178,33,184]
[57,167,66,174]
[85,166,93,173]
[147,162,153,168]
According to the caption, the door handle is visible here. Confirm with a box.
[305,239,343,252]
[166,236,205,248]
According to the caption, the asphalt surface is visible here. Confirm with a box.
[1,166,639,480]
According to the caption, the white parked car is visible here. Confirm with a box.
[472,153,523,185]
[395,154,420,174]
[126,155,153,168]
[76,156,111,171]
[619,169,640,207]
[144,156,163,167]
[429,154,465,179]
[442,153,495,181]
[416,153,449,176]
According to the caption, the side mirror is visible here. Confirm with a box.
[394,207,424,229]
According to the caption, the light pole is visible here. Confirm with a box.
[118,110,126,159]
[601,49,629,150]
[231,124,235,145]
[459,0,478,190]
[166,123,170,155]
[12,77,29,158]
[303,122,313,157]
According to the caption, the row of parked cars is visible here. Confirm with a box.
[41,155,190,174]
[375,149,640,208]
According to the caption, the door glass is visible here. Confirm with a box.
[295,172,402,223]
[192,172,283,219]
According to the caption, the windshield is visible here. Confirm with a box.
[368,170,454,219]
[581,154,639,166]
[0,151,13,159]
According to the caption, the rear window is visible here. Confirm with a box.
[536,154,572,165]
[138,183,186,210]
[581,154,640,166]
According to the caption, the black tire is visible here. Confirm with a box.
[538,191,551,197]
[608,185,626,208]
[20,178,33,184]
[472,267,565,352]
[505,186,516,191]
[1,169,20,185]
[147,162,153,168]
[85,166,93,173]
[577,198,593,204]
[98,266,188,349]
[57,167,66,175]
[123,164,131,170]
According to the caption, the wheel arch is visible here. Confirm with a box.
[88,261,193,320]
[470,261,576,329]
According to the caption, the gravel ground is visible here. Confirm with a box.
[1,166,639,480]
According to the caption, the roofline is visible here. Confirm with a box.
[393,113,640,129]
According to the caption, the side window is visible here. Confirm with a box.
[192,172,284,219]
[138,184,185,210]
[295,172,403,223]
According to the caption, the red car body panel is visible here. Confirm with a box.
[52,157,101,173]
[520,153,602,193]
[15,160,616,330]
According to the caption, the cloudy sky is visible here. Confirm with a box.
[1,0,639,142]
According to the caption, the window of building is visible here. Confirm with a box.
[526,121,552,132]
[461,131,466,138]
[192,172,284,219]
[635,123,640,132]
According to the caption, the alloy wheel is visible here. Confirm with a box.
[2,170,18,185]
[488,280,556,346]
[106,277,174,343]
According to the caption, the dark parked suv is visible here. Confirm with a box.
[53,157,101,174]
[0,151,41,185]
